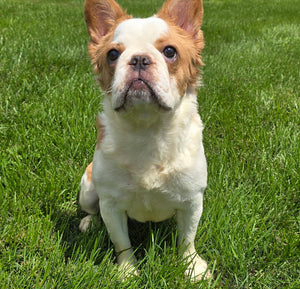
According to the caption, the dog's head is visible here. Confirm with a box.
[85,0,204,121]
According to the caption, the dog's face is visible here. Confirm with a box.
[108,17,175,113]
[85,0,204,120]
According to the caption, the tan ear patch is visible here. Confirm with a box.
[157,0,204,38]
[85,0,131,91]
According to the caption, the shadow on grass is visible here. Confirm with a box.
[51,199,178,266]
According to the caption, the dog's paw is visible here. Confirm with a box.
[79,215,94,232]
[186,255,211,281]
[116,250,138,281]
[117,263,139,281]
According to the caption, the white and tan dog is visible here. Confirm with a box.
[79,0,210,281]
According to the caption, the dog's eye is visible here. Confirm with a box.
[107,49,120,63]
[162,46,177,60]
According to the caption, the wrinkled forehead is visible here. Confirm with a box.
[113,17,169,47]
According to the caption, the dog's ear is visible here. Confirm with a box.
[157,0,203,39]
[84,0,129,43]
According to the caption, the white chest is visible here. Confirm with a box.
[124,189,176,222]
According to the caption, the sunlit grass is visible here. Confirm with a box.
[0,0,299,288]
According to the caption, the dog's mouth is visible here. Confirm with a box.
[114,78,172,112]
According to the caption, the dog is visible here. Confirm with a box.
[79,0,211,281]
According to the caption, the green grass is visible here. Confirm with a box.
[0,0,299,288]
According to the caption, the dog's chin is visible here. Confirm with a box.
[114,79,172,113]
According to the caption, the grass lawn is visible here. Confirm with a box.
[0,0,299,288]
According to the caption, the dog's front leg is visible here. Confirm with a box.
[176,198,211,281]
[99,199,137,275]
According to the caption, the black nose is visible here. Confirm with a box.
[129,55,152,71]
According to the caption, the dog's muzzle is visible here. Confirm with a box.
[114,78,172,112]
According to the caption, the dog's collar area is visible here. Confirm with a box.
[115,247,133,257]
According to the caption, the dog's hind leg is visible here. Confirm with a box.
[78,162,99,232]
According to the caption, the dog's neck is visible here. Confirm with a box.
[99,88,202,166]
